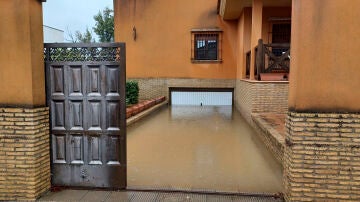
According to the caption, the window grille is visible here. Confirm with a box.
[270,23,291,56]
[191,30,222,62]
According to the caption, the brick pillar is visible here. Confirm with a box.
[0,108,50,200]
[0,0,50,200]
[286,0,360,201]
[285,112,360,201]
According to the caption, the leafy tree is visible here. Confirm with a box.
[74,28,94,43]
[66,27,95,43]
[93,7,114,42]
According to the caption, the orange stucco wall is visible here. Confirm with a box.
[249,0,263,80]
[114,0,238,79]
[236,8,252,79]
[0,0,45,106]
[289,0,360,112]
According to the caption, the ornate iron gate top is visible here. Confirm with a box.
[44,43,125,62]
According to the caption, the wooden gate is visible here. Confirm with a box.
[44,43,126,188]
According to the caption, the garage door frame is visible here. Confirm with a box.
[168,87,234,106]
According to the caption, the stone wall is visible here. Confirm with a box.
[0,107,50,200]
[285,111,360,201]
[128,78,236,101]
[235,79,289,123]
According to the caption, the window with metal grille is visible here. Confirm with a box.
[270,22,291,56]
[191,30,222,62]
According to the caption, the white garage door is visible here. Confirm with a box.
[171,91,233,106]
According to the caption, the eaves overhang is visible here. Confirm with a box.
[218,0,291,20]
[218,0,251,20]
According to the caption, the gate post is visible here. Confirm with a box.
[0,0,50,200]
[285,0,360,201]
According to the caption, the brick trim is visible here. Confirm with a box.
[284,111,360,201]
[252,114,284,165]
[128,78,236,101]
[0,107,50,200]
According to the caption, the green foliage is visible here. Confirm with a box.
[74,28,95,43]
[126,81,139,105]
[67,27,95,43]
[93,7,114,42]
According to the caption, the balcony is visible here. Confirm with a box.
[246,39,290,81]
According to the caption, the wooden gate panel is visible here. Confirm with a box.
[45,43,126,189]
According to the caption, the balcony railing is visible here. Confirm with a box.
[247,39,290,80]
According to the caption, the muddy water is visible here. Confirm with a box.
[127,106,283,193]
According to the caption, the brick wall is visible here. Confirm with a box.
[128,78,236,101]
[234,80,253,122]
[234,79,289,123]
[285,111,360,201]
[0,107,50,200]
[252,114,285,165]
[234,79,288,168]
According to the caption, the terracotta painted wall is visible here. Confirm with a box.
[0,0,45,106]
[236,8,252,79]
[289,0,360,112]
[114,0,238,79]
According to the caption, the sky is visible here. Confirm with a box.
[42,0,113,42]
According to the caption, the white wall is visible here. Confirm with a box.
[43,25,64,43]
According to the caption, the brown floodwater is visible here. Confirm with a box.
[127,105,283,193]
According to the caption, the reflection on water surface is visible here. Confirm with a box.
[127,106,283,193]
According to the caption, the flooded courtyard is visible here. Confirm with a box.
[127,105,283,194]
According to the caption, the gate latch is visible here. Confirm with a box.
[81,168,88,179]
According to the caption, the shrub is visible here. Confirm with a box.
[126,81,139,105]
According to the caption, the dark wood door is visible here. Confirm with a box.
[45,43,126,188]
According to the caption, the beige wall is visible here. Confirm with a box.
[0,0,45,106]
[289,0,360,112]
[114,0,238,79]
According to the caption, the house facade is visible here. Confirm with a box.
[0,0,359,201]
[114,0,291,122]
[114,0,360,201]
[114,0,237,103]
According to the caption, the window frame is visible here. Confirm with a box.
[191,29,222,63]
